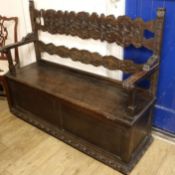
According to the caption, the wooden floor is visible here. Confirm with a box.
[0,99,175,175]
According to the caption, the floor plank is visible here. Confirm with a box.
[0,170,12,175]
[155,144,175,175]
[130,139,171,175]
[0,142,7,154]
[7,137,64,175]
[0,99,175,175]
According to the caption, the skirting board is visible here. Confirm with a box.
[152,128,175,144]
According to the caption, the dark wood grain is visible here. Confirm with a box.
[10,106,153,175]
[6,60,155,174]
[150,8,165,96]
[123,64,159,89]
[35,9,157,51]
[29,0,41,60]
[38,40,143,73]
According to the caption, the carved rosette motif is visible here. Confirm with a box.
[35,9,156,51]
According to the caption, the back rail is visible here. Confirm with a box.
[38,40,143,73]
[34,9,157,51]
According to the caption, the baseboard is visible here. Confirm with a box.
[152,127,175,144]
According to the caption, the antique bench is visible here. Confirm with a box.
[0,1,165,174]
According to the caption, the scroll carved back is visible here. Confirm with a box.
[35,9,156,51]
[29,0,164,73]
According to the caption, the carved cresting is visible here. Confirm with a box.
[0,17,8,59]
[35,10,156,51]
[38,40,143,73]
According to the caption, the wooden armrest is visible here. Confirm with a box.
[123,64,159,89]
[143,55,159,71]
[0,33,37,53]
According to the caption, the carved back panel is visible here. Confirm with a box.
[0,16,19,63]
[34,10,157,50]
[29,0,165,74]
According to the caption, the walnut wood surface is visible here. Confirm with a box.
[5,62,154,174]
[35,10,156,51]
[38,40,143,73]
[7,61,152,122]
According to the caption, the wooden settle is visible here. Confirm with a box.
[0,1,165,174]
